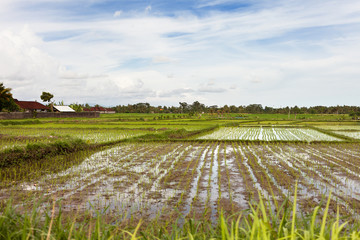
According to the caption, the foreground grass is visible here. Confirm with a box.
[1,191,360,240]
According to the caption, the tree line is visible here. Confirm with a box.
[1,82,359,116]
[113,102,360,116]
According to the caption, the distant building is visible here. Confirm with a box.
[53,106,76,112]
[83,107,115,114]
[14,100,49,112]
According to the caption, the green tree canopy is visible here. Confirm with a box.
[0,83,19,112]
[40,92,54,102]
[40,91,54,112]
[69,103,83,112]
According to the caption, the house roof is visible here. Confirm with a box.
[83,107,114,112]
[91,107,106,111]
[53,106,75,112]
[15,100,49,110]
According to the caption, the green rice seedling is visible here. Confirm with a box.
[2,189,360,239]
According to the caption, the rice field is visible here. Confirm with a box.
[335,131,360,139]
[317,125,360,131]
[312,125,360,140]
[1,115,360,238]
[0,127,157,147]
[197,127,342,141]
[2,141,360,224]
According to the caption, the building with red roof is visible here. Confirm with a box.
[83,107,115,113]
[14,100,50,112]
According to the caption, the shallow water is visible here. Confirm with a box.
[3,142,360,223]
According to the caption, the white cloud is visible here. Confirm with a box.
[158,88,194,98]
[229,84,236,89]
[113,11,122,18]
[1,0,360,106]
[198,81,227,93]
[145,5,152,14]
[0,27,60,99]
[152,56,176,63]
[197,0,242,8]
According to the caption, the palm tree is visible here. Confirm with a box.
[0,83,15,111]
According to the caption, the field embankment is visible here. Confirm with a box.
[0,139,91,168]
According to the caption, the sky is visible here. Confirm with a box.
[0,0,360,107]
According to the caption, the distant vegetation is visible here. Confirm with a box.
[2,82,360,118]
[112,102,360,117]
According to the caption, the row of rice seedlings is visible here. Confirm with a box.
[144,144,193,220]
[14,144,151,217]
[0,147,102,209]
[203,144,214,219]
[299,145,360,204]
[232,142,264,201]
[121,143,181,220]
[3,141,360,228]
[228,143,250,211]
[0,145,98,188]
[318,125,360,131]
[153,144,196,223]
[295,144,360,215]
[151,143,203,225]
[197,128,248,140]
[3,188,360,239]
[247,143,289,198]
[0,135,59,151]
[263,143,300,187]
[222,144,233,210]
[172,144,205,209]
[335,131,360,139]
[181,143,212,219]
[328,144,360,163]
[159,144,194,187]
[269,143,355,215]
[192,143,215,216]
[217,143,223,216]
[309,144,360,175]
[291,128,342,141]
[241,143,288,214]
[111,143,172,220]
[203,143,220,224]
[264,143,306,187]
[267,143,328,199]
[260,143,332,211]
[238,143,272,199]
[197,127,342,141]
[0,127,153,144]
[265,143,338,214]
[83,142,181,221]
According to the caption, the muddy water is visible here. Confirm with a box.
[2,142,360,223]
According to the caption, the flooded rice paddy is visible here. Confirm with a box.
[197,127,342,141]
[0,127,155,144]
[2,142,360,223]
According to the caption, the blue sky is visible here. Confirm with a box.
[0,0,360,107]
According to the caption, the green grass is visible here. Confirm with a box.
[1,190,360,239]
[0,138,90,168]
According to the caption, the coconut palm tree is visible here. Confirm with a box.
[0,83,15,111]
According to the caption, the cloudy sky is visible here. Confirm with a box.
[1,0,360,107]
